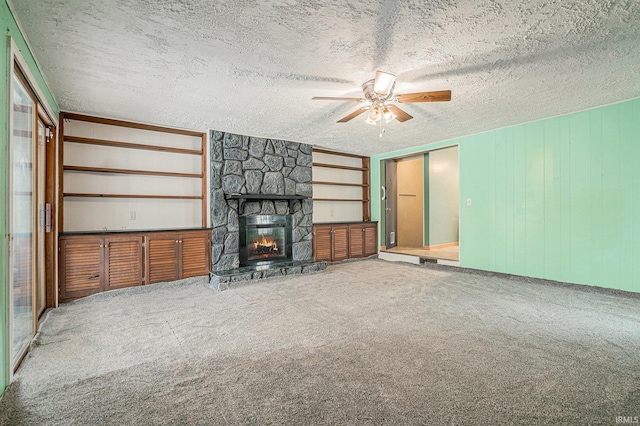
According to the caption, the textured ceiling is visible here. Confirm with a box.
[11,0,640,156]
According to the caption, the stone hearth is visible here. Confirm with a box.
[209,130,324,288]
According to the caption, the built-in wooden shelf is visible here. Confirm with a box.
[64,165,202,179]
[64,193,202,200]
[64,135,202,156]
[312,148,371,222]
[60,111,208,230]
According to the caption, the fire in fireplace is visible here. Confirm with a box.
[239,215,292,267]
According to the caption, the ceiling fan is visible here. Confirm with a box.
[313,71,451,137]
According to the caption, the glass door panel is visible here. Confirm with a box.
[36,120,46,317]
[11,74,36,365]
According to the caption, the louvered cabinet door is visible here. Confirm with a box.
[348,224,365,258]
[312,225,333,262]
[332,226,349,261]
[363,223,378,256]
[59,236,104,302]
[147,235,179,284]
[180,231,210,279]
[104,236,143,290]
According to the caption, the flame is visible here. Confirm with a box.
[253,235,277,251]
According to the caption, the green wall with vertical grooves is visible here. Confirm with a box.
[1,0,59,397]
[372,97,640,293]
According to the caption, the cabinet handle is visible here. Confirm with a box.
[99,244,104,248]
[175,240,179,243]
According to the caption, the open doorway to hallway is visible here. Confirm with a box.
[382,146,459,262]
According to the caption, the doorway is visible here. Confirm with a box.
[381,146,460,262]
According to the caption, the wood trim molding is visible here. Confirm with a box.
[312,147,367,159]
[201,134,208,228]
[62,112,202,137]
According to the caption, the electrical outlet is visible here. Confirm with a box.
[466,198,472,206]
[129,211,136,220]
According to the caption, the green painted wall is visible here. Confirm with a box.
[1,1,59,397]
[372,97,640,293]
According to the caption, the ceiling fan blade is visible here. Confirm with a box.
[337,107,370,123]
[373,71,396,96]
[312,96,364,102]
[387,105,413,122]
[396,90,451,103]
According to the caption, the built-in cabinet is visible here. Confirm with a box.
[59,229,210,302]
[348,222,377,258]
[313,222,377,262]
[146,231,210,284]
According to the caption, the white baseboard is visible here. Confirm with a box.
[437,259,460,267]
[378,251,421,265]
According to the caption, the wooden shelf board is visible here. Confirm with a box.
[312,162,368,171]
[313,198,368,202]
[64,165,202,179]
[65,135,202,156]
[312,181,369,187]
[64,193,203,200]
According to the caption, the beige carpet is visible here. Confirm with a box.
[1,259,639,425]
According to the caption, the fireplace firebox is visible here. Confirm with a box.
[239,215,292,267]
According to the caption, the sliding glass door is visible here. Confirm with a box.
[36,120,47,317]
[10,73,36,365]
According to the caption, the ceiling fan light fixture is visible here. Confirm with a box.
[373,71,396,96]
[382,106,396,122]
[365,105,381,124]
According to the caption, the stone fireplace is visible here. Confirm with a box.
[209,130,325,289]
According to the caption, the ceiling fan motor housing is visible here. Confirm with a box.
[362,79,394,102]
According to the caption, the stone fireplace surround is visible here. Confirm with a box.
[209,130,326,289]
